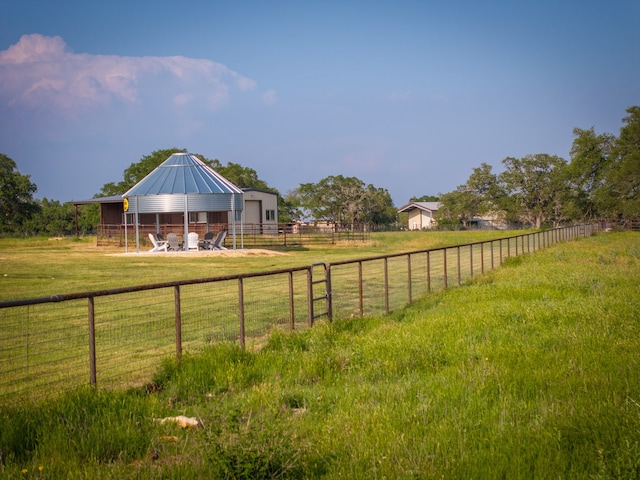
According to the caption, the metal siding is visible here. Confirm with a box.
[128,193,244,213]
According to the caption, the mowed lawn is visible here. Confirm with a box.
[0,230,514,301]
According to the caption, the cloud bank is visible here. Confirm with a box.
[0,34,257,113]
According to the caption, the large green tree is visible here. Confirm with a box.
[601,106,640,217]
[292,175,395,227]
[564,127,615,220]
[435,163,502,227]
[0,154,39,234]
[498,154,568,228]
[22,198,76,236]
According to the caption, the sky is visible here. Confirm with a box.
[1,0,639,207]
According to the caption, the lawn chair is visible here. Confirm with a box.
[148,233,168,252]
[200,231,215,250]
[167,233,180,251]
[187,232,199,251]
[211,230,227,250]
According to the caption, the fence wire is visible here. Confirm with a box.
[0,224,602,403]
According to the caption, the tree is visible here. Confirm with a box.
[98,148,187,197]
[292,175,395,227]
[436,189,476,228]
[0,154,39,234]
[564,127,615,220]
[22,198,75,236]
[215,162,272,191]
[362,185,397,225]
[435,163,501,228]
[498,154,568,228]
[410,194,439,202]
[601,106,640,217]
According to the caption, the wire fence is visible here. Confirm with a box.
[0,223,606,404]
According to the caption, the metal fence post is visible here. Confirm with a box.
[384,257,389,315]
[426,251,431,293]
[358,261,364,316]
[407,254,413,304]
[88,296,96,386]
[174,285,182,360]
[443,249,448,289]
[288,271,295,330]
[326,264,333,322]
[307,268,314,327]
[238,278,246,349]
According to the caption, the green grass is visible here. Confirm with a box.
[1,232,638,478]
[1,231,526,402]
[0,230,515,301]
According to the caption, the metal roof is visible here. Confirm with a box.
[397,202,442,213]
[123,153,244,197]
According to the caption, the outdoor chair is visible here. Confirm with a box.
[187,232,199,251]
[148,233,168,252]
[211,230,227,250]
[200,231,215,250]
[167,233,180,251]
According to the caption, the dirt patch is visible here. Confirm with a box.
[108,248,288,257]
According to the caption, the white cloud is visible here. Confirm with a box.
[0,34,257,112]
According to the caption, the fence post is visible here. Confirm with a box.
[288,271,295,330]
[307,268,314,327]
[384,257,389,315]
[457,246,462,286]
[358,261,364,316]
[174,286,182,360]
[326,265,333,322]
[88,296,96,386]
[426,251,431,293]
[491,240,495,270]
[470,244,474,278]
[443,249,448,289]
[407,254,413,305]
[238,278,246,349]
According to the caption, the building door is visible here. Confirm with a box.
[244,200,262,234]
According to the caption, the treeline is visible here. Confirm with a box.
[434,106,639,228]
[1,106,637,236]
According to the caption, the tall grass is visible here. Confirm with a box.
[1,233,638,478]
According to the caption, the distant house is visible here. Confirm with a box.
[397,202,442,230]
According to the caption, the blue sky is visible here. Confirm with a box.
[1,0,638,206]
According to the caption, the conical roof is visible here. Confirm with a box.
[124,153,243,197]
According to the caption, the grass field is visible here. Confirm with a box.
[1,229,549,403]
[0,230,517,301]
[1,231,638,478]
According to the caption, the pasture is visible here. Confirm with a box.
[0,230,510,301]
[2,229,531,403]
[1,230,638,478]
